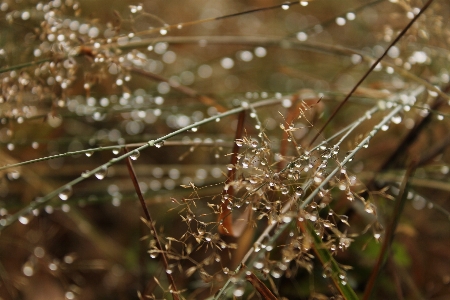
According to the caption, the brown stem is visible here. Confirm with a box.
[218,111,246,236]
[245,271,277,300]
[124,147,180,300]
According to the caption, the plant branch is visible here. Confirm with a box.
[218,111,246,236]
[124,147,179,299]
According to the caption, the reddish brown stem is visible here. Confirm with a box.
[246,272,277,300]
[218,111,246,236]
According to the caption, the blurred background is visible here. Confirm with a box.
[0,0,449,299]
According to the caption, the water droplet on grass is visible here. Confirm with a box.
[155,141,164,148]
[19,216,29,225]
[130,150,140,160]
[59,186,72,201]
[233,281,245,297]
[253,259,265,269]
[392,114,402,124]
[95,166,108,180]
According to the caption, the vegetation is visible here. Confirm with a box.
[0,0,449,299]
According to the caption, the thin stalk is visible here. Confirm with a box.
[245,271,278,300]
[0,140,233,172]
[124,148,180,299]
[309,0,436,146]
[219,111,246,236]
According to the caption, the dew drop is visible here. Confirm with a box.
[22,262,34,276]
[95,166,108,180]
[85,150,94,157]
[365,202,376,214]
[392,114,402,124]
[19,216,29,225]
[242,157,250,168]
[233,281,245,297]
[186,211,195,222]
[130,150,140,160]
[112,147,121,155]
[253,259,265,269]
[155,141,164,148]
[373,222,384,241]
[254,241,261,252]
[59,186,73,201]
[197,223,206,235]
[336,17,346,26]
[295,186,304,196]
[322,267,332,278]
[235,139,244,147]
[251,140,258,148]
[271,266,283,278]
